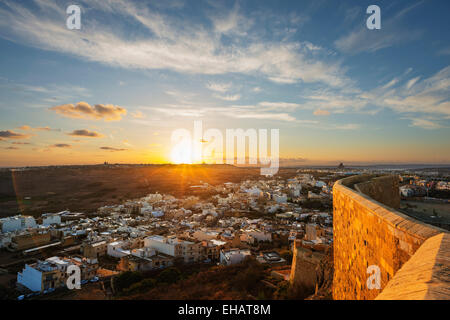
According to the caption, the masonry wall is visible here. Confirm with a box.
[354,175,400,209]
[332,175,445,300]
[290,241,326,291]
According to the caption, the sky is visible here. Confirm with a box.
[0,0,449,167]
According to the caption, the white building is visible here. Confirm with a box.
[220,249,251,266]
[42,214,61,226]
[315,181,327,188]
[151,210,164,217]
[107,241,130,258]
[143,193,163,203]
[17,262,57,292]
[17,256,96,292]
[144,235,202,263]
[140,204,153,215]
[245,187,263,197]
[241,229,272,243]
[273,194,287,204]
[0,215,36,233]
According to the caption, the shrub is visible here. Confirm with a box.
[114,271,143,293]
[123,278,156,295]
[157,267,182,284]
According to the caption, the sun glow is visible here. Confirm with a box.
[170,138,193,164]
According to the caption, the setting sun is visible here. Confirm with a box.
[170,138,193,164]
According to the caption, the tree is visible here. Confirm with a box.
[157,267,182,284]
[114,271,143,293]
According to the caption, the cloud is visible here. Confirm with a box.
[209,2,250,36]
[12,142,31,145]
[214,94,241,101]
[0,130,31,139]
[67,129,104,138]
[380,66,450,116]
[405,118,444,130]
[100,147,128,152]
[0,0,348,87]
[131,110,145,119]
[18,125,59,132]
[313,109,330,116]
[252,87,261,93]
[206,82,232,93]
[34,126,60,131]
[382,78,399,89]
[405,76,421,90]
[334,124,360,130]
[335,3,423,54]
[229,112,297,122]
[259,102,301,110]
[50,102,127,121]
[4,146,19,150]
[50,144,71,148]
[0,78,90,106]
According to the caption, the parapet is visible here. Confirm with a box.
[333,174,449,300]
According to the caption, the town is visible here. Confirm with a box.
[0,165,448,300]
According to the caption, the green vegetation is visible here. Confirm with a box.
[113,271,143,293]
[114,258,294,300]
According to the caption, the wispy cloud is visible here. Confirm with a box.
[335,2,423,54]
[313,109,330,116]
[131,110,145,119]
[206,82,232,93]
[0,78,90,104]
[380,66,450,116]
[214,94,241,101]
[405,76,421,90]
[100,146,128,152]
[18,125,60,132]
[404,117,445,130]
[230,112,297,122]
[334,124,361,130]
[382,78,400,89]
[0,0,349,87]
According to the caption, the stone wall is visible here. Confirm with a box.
[290,240,327,292]
[354,175,400,209]
[333,175,447,300]
[376,233,450,300]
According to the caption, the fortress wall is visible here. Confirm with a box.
[354,175,400,209]
[290,241,326,291]
[332,175,445,300]
[375,233,450,300]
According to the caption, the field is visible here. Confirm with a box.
[401,200,450,219]
[0,164,297,218]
